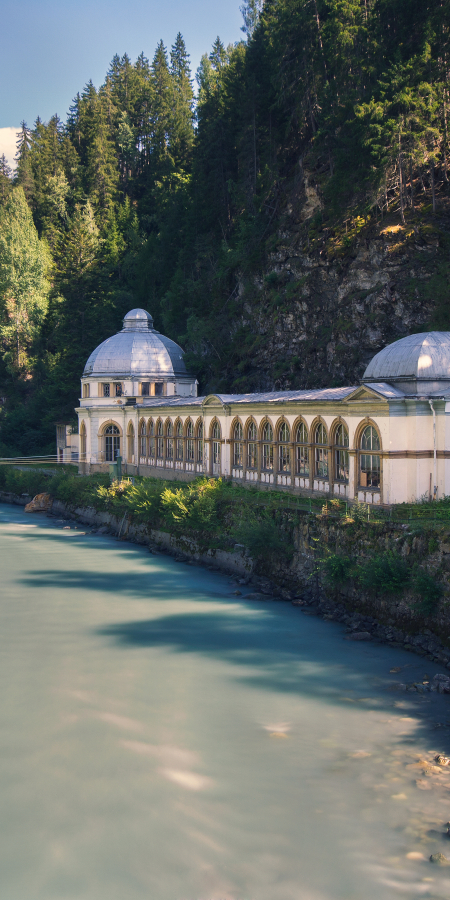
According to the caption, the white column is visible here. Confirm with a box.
[348,452,356,500]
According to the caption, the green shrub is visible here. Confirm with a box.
[412,570,442,616]
[96,478,135,512]
[348,499,370,523]
[121,479,163,520]
[356,551,410,594]
[232,510,291,560]
[322,552,354,586]
[160,477,222,531]
[1,466,50,498]
[50,472,109,508]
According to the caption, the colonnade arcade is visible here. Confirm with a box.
[229,416,381,494]
[137,417,204,473]
[84,413,382,498]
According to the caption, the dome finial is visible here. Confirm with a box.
[122,308,154,332]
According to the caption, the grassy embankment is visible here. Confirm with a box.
[1,466,450,618]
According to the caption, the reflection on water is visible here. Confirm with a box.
[2,507,450,899]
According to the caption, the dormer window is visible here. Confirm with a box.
[103,383,110,397]
[154,383,163,396]
[141,383,150,396]
[114,383,122,397]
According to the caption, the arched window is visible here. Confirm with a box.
[247,421,257,469]
[156,420,164,459]
[212,421,221,467]
[197,420,203,464]
[295,422,309,476]
[314,422,328,479]
[186,420,194,461]
[104,424,120,462]
[80,422,87,461]
[233,422,243,467]
[175,420,183,461]
[360,425,381,488]
[278,422,290,472]
[148,419,155,460]
[139,419,147,459]
[334,423,349,483]
[166,420,174,460]
[127,423,135,463]
[262,421,273,471]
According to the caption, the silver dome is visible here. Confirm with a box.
[83,308,190,379]
[363,332,450,390]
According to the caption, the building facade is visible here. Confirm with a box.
[75,309,450,505]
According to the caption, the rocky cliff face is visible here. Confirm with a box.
[230,189,450,392]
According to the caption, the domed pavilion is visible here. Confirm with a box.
[75,317,450,506]
[82,308,197,398]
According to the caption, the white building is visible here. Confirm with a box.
[56,424,80,463]
[75,308,450,505]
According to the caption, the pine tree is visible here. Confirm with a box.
[170,34,195,167]
[53,201,101,356]
[0,187,50,372]
[14,122,34,203]
[0,155,12,204]
[151,40,174,170]
[209,37,227,71]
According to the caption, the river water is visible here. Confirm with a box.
[2,505,450,900]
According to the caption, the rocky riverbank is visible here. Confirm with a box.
[3,486,450,679]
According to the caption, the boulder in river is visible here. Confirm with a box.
[431,674,450,693]
[435,755,450,766]
[429,853,450,865]
[345,632,372,641]
[24,493,53,512]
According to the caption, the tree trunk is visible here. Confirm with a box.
[409,158,415,211]
[431,164,436,213]
[398,152,405,224]
[444,90,449,183]
[312,0,328,82]
[253,109,257,189]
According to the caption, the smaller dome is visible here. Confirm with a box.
[363,332,450,387]
[122,309,154,332]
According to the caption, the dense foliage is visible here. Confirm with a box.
[0,464,444,611]
[0,0,449,453]
[0,467,292,557]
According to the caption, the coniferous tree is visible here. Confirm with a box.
[86,105,118,217]
[151,40,174,173]
[53,201,101,358]
[0,187,50,372]
[0,155,12,204]
[14,122,34,203]
[170,34,195,167]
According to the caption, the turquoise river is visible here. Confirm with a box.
[2,504,450,900]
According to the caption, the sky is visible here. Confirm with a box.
[0,0,244,168]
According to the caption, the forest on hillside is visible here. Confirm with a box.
[0,0,449,454]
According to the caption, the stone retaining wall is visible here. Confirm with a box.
[2,490,450,669]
